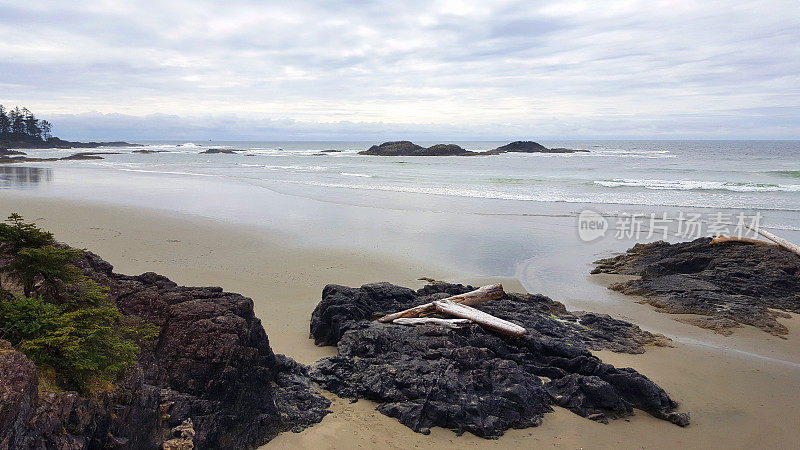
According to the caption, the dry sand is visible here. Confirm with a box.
[2,194,799,449]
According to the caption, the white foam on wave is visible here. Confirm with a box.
[117,168,216,177]
[263,164,328,172]
[339,172,372,178]
[595,178,800,192]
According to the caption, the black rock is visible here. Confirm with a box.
[132,149,169,154]
[60,152,121,160]
[593,238,800,336]
[308,282,687,438]
[0,148,26,156]
[199,148,245,154]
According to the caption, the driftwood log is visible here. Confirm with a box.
[745,225,800,256]
[377,284,504,323]
[710,235,777,246]
[393,317,472,328]
[433,299,526,337]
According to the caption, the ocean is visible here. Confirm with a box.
[3,139,800,303]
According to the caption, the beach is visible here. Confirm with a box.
[3,193,799,449]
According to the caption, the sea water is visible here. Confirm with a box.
[3,140,800,298]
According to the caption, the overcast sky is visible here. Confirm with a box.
[1,0,798,140]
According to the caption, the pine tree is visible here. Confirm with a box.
[40,120,52,140]
[0,105,9,136]
[10,107,25,136]
[22,108,41,138]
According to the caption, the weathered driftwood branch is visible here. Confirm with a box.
[377,284,504,323]
[433,299,526,337]
[710,235,776,246]
[745,225,800,256]
[393,317,473,329]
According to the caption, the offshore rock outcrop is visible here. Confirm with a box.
[199,148,246,154]
[309,282,686,438]
[593,238,800,336]
[359,140,587,156]
[359,141,471,156]
[0,251,330,449]
[0,152,123,164]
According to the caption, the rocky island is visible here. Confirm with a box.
[359,140,588,156]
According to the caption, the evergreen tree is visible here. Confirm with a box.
[0,105,9,136]
[0,214,159,393]
[40,120,52,140]
[22,108,41,138]
[10,107,25,136]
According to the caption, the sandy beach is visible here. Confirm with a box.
[2,194,799,449]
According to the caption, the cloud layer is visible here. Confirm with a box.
[1,0,798,139]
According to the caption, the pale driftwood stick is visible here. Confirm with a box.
[377,284,504,323]
[745,225,800,256]
[710,235,776,246]
[393,318,473,329]
[433,299,526,337]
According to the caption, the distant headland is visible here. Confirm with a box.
[358,140,588,156]
[0,105,140,155]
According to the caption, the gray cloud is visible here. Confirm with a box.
[0,0,798,139]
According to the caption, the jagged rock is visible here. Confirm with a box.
[0,250,331,449]
[0,148,26,156]
[310,282,668,353]
[0,342,39,448]
[308,282,687,438]
[592,238,800,336]
[162,418,195,450]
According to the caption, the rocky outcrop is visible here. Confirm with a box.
[593,238,800,336]
[308,282,687,438]
[359,141,587,156]
[0,251,331,449]
[199,148,246,154]
[490,141,548,153]
[60,152,122,160]
[359,141,470,156]
[132,149,169,154]
[1,152,122,164]
[0,149,26,156]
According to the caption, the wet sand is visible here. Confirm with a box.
[2,194,798,449]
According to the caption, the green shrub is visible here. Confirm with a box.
[0,295,158,392]
[0,214,159,393]
[1,245,83,298]
[0,213,54,254]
